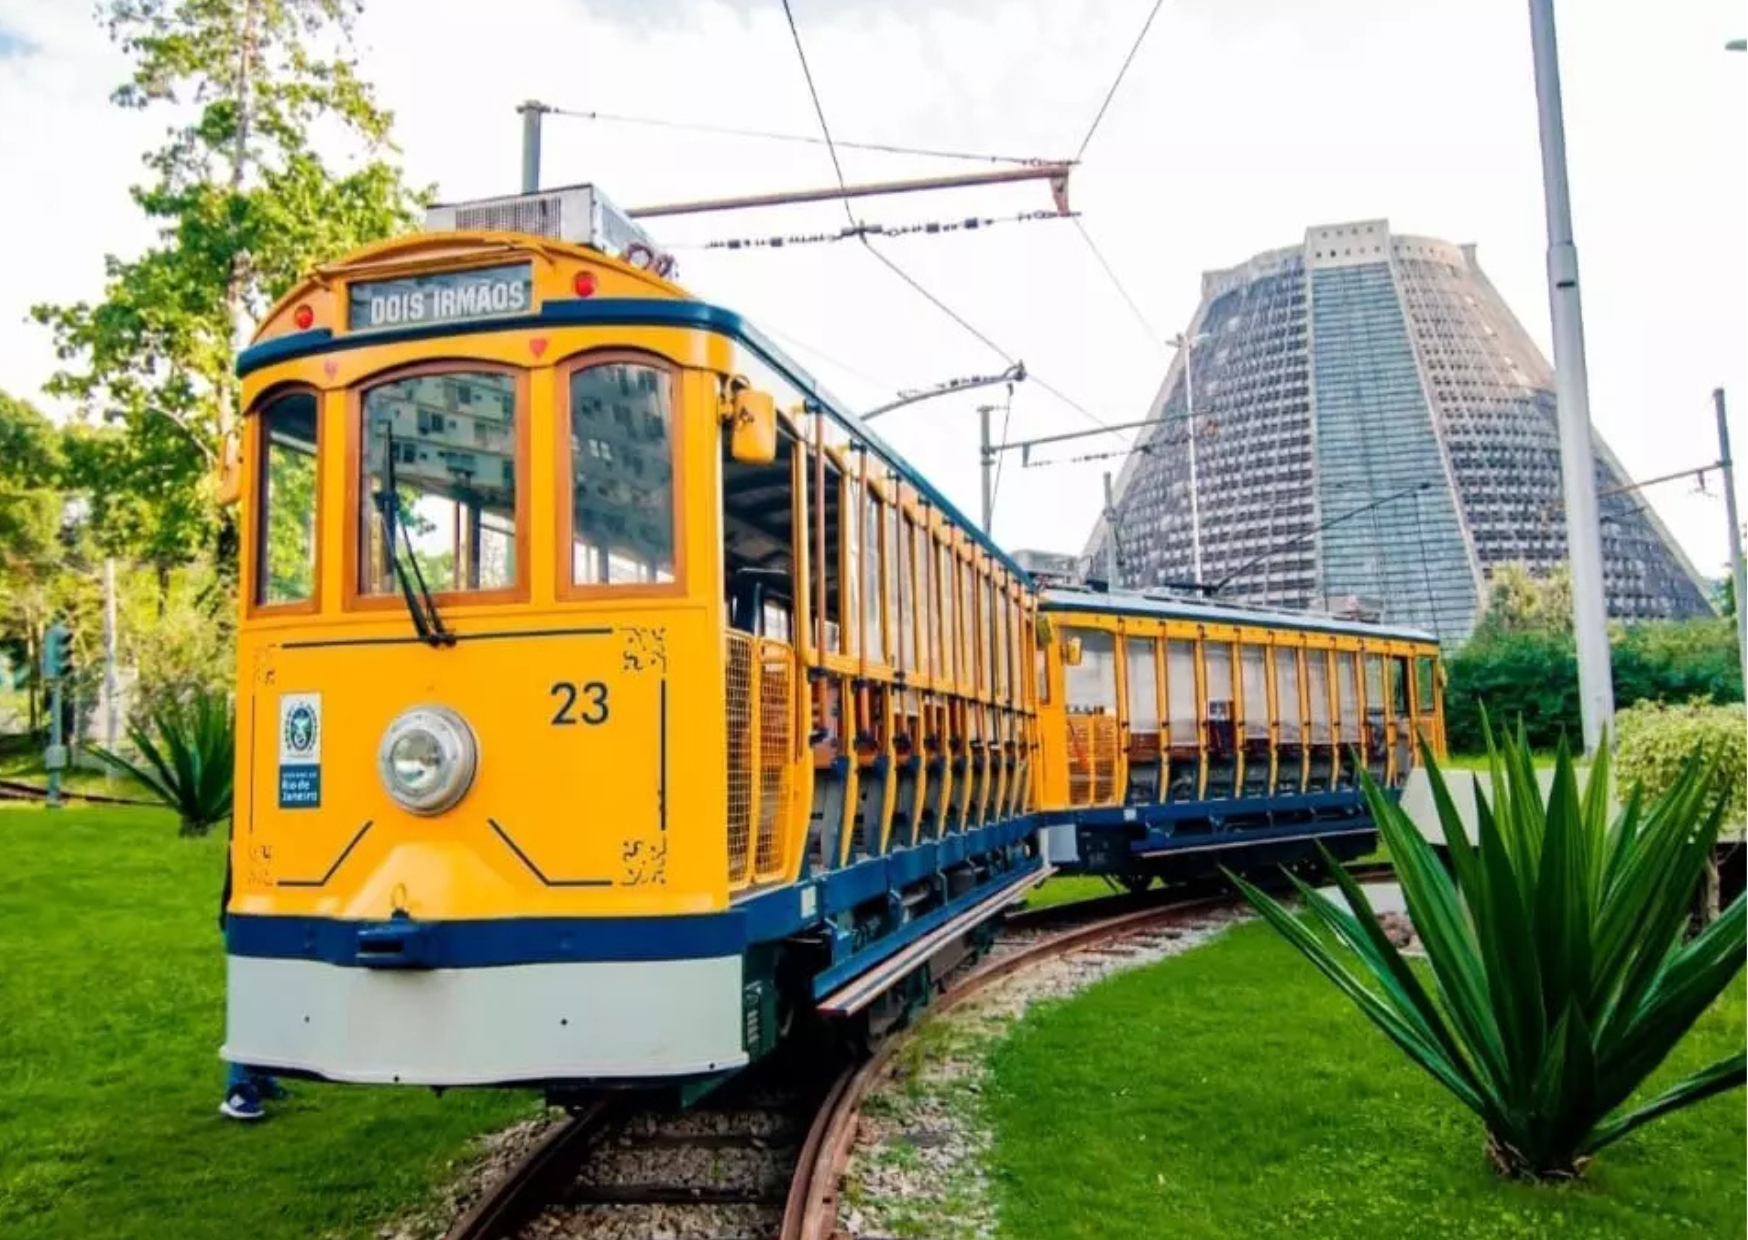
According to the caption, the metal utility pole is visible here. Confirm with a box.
[978,404,996,535]
[1716,389,1747,672]
[519,100,549,194]
[103,558,118,778]
[1529,0,1614,754]
[1168,332,1207,585]
[41,621,68,810]
[1103,472,1120,585]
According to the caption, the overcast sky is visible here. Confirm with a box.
[1,0,1743,577]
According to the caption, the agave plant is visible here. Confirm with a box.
[1234,727,1746,1180]
[93,689,234,836]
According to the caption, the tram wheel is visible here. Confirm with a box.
[1116,873,1155,895]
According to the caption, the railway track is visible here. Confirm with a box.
[443,861,1397,1240]
[0,777,153,806]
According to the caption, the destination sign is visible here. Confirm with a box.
[348,263,533,331]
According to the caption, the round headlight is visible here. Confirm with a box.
[377,705,477,815]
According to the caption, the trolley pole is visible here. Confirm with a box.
[1103,471,1120,586]
[519,100,548,194]
[978,404,996,536]
[1529,0,1614,754]
[1716,389,1747,674]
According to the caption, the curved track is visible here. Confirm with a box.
[446,862,1396,1240]
[0,777,154,806]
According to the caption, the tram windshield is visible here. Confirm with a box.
[359,369,520,595]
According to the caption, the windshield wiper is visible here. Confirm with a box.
[372,420,455,648]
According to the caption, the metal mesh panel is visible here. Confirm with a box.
[1066,716,1094,806]
[1091,715,1119,803]
[725,633,754,887]
[454,196,559,237]
[754,642,792,880]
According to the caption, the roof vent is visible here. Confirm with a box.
[424,183,676,278]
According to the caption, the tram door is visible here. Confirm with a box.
[1388,656,1414,786]
[1165,639,1201,800]
[1239,642,1271,798]
[1274,646,1307,795]
[1124,636,1162,803]
[1305,649,1335,793]
[1203,641,1238,798]
[1334,652,1361,791]
[1362,653,1389,785]
[1412,654,1443,758]
[1064,628,1119,806]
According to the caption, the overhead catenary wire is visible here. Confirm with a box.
[1073,0,1171,161]
[777,0,1123,441]
[1073,216,1165,354]
[545,104,1057,167]
[670,208,1075,252]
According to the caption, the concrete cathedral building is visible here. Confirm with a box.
[1083,219,1712,643]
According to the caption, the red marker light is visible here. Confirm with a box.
[293,304,314,330]
[573,271,598,298]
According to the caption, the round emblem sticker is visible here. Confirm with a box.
[284,704,319,756]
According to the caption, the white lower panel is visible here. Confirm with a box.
[223,954,749,1085]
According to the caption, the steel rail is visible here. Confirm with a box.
[442,1097,615,1240]
[0,777,156,807]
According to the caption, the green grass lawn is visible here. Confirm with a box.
[0,804,536,1240]
[986,920,1745,1240]
[1023,875,1113,910]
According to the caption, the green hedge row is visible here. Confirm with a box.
[1443,619,1743,753]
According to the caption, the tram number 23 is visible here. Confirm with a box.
[549,680,610,726]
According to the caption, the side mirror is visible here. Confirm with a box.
[1034,614,1055,646]
[725,380,777,465]
[1062,636,1084,667]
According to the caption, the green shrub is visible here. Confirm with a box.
[1234,729,1746,1181]
[1444,618,1744,754]
[1443,629,1579,752]
[1617,700,1746,829]
[92,688,233,836]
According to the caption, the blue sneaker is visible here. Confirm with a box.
[220,1081,265,1121]
[254,1075,290,1102]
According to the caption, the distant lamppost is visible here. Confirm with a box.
[1166,330,1212,585]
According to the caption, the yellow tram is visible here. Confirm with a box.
[1032,587,1445,881]
[221,186,1042,1089]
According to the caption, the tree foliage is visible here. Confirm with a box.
[31,0,420,570]
[1445,618,1743,754]
[1471,562,1573,643]
[1236,732,1745,1181]
[1617,699,1747,829]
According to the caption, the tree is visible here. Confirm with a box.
[1471,562,1573,641]
[0,391,69,733]
[32,0,421,574]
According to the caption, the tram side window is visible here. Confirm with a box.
[1204,641,1234,724]
[862,488,884,664]
[1240,643,1269,738]
[1274,647,1303,742]
[256,391,319,606]
[1306,650,1333,742]
[1166,640,1198,744]
[1065,628,1117,713]
[1364,654,1387,717]
[937,544,956,682]
[360,370,518,595]
[891,508,910,674]
[567,362,675,586]
[1336,652,1362,741]
[1126,637,1159,732]
[1414,655,1437,714]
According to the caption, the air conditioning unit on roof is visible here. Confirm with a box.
[424,184,676,278]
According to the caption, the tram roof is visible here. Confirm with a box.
[1039,585,1439,644]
